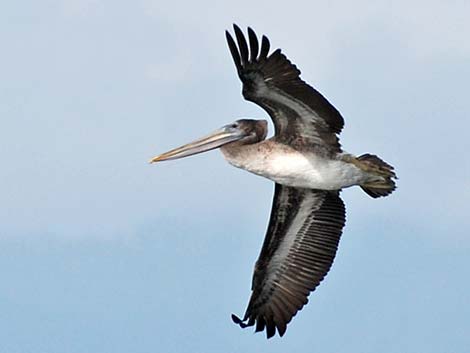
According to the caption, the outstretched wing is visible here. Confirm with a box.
[232,184,346,338]
[226,24,344,151]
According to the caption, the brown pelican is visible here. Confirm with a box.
[150,25,396,338]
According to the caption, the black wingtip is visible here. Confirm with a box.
[231,314,250,328]
[225,30,231,44]
[247,26,259,61]
[225,29,242,72]
[232,24,249,63]
[225,30,233,46]
[231,314,242,324]
[266,325,276,339]
[232,313,282,338]
[232,23,242,32]
[260,35,270,60]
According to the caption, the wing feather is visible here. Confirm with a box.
[226,25,344,152]
[225,30,241,72]
[232,184,346,338]
[233,24,249,64]
[260,35,270,61]
[247,27,259,61]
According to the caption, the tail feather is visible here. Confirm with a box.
[357,154,397,198]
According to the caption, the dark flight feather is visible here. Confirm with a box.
[226,25,345,152]
[232,184,346,338]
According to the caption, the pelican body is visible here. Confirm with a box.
[220,137,367,190]
[150,25,397,338]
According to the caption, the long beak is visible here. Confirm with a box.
[149,126,245,163]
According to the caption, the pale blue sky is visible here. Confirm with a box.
[1,1,469,352]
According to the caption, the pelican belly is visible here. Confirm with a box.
[221,143,366,190]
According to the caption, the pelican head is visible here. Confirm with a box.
[149,119,267,163]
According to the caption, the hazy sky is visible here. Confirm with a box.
[1,0,469,352]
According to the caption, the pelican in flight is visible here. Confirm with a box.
[150,25,396,338]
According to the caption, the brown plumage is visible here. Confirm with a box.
[150,24,397,339]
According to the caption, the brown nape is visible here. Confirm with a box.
[255,119,268,141]
[235,119,268,144]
